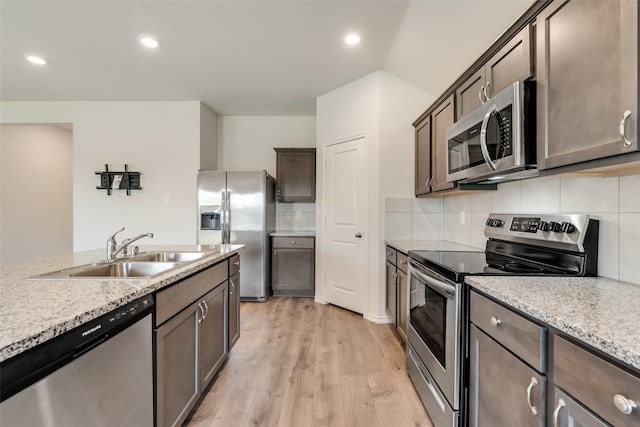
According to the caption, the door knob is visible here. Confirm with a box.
[355,233,363,238]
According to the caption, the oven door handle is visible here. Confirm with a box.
[410,265,456,299]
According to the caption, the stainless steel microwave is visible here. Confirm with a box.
[445,80,536,183]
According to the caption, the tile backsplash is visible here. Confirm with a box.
[385,173,640,286]
[276,202,316,231]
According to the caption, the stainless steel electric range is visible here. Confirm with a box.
[405,213,599,427]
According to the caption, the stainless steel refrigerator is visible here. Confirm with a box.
[197,170,275,301]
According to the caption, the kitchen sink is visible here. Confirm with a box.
[129,251,207,263]
[30,261,180,280]
[29,251,213,280]
[69,261,179,278]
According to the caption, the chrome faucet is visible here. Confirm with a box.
[106,227,154,262]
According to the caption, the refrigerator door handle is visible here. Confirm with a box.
[224,190,231,244]
[220,190,228,245]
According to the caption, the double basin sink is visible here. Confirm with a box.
[31,251,209,280]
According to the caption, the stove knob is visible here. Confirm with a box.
[561,222,576,233]
[550,221,562,232]
[494,219,504,227]
[486,219,494,226]
[538,221,551,232]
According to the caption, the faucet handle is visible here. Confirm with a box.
[109,227,125,242]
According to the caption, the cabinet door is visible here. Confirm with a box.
[469,324,545,427]
[552,388,609,427]
[397,269,407,341]
[415,116,431,196]
[456,68,485,119]
[537,0,638,170]
[228,271,240,350]
[272,246,315,296]
[155,301,200,427]
[275,148,316,202]
[385,260,397,326]
[431,95,456,192]
[486,25,532,97]
[199,283,228,390]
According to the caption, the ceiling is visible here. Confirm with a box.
[0,0,535,116]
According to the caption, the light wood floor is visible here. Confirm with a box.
[186,297,433,427]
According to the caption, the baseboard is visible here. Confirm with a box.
[314,297,327,305]
[364,313,393,324]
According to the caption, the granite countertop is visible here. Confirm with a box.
[0,244,244,362]
[385,239,481,254]
[466,276,640,372]
[270,230,316,237]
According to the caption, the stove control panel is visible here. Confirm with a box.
[484,213,598,253]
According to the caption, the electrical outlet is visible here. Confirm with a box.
[459,211,466,225]
[163,195,171,206]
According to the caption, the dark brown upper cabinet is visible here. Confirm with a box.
[431,95,456,193]
[274,148,316,203]
[456,25,533,119]
[536,0,638,170]
[415,115,431,196]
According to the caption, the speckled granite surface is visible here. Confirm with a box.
[384,239,481,254]
[466,276,640,371]
[269,230,316,237]
[0,244,244,362]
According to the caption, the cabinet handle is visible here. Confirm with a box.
[291,240,296,244]
[620,110,633,148]
[613,394,638,415]
[483,81,491,100]
[399,260,406,265]
[274,249,277,258]
[552,398,566,427]
[479,85,486,104]
[490,316,502,327]
[202,299,209,320]
[197,302,204,323]
[230,278,235,295]
[387,252,393,257]
[233,260,240,267]
[525,377,538,416]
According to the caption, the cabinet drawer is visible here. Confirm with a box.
[554,336,640,427]
[229,254,240,277]
[156,261,228,326]
[397,252,408,273]
[272,236,314,249]
[470,291,546,372]
[385,246,397,264]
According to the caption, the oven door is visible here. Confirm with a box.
[407,260,463,410]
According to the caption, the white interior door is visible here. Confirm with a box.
[323,136,366,314]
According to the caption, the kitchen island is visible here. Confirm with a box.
[0,244,243,361]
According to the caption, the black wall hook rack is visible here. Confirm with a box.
[95,164,142,195]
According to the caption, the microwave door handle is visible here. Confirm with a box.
[480,104,498,171]
[410,266,456,298]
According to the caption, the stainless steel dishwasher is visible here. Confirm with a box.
[0,294,154,426]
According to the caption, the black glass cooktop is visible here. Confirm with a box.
[408,250,575,283]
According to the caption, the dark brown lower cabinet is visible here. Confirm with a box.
[469,324,545,427]
[271,236,315,297]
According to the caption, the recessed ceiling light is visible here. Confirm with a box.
[140,37,159,49]
[345,34,361,46]
[26,55,47,65]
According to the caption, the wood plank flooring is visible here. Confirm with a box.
[185,298,433,427]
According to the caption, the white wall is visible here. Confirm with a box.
[200,104,218,170]
[385,173,640,286]
[1,101,205,253]
[316,70,432,322]
[217,116,316,176]
[0,125,73,263]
